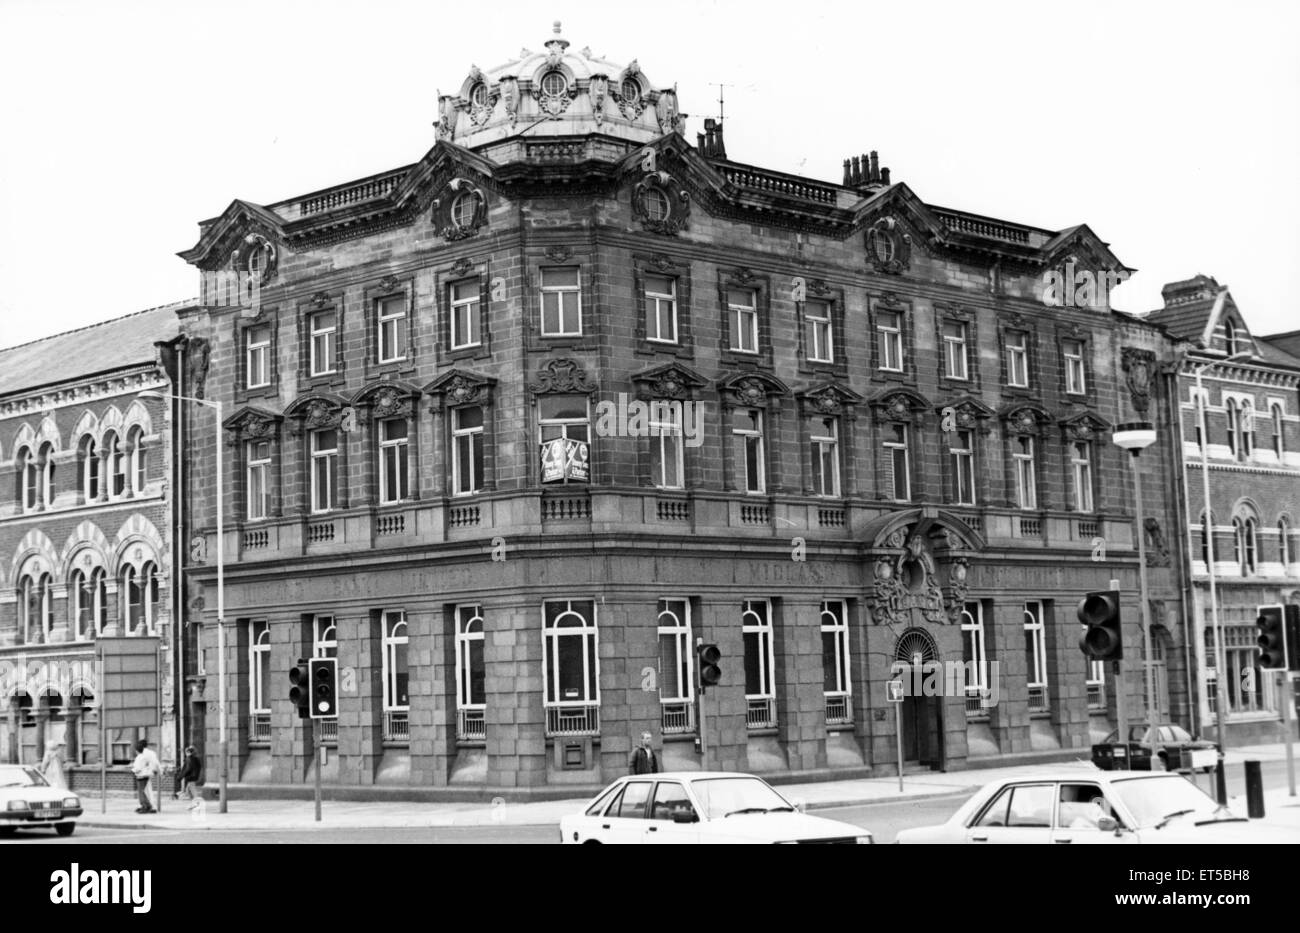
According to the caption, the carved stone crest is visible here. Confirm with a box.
[186,337,211,400]
[530,358,596,395]
[866,217,913,275]
[1144,517,1171,567]
[377,275,401,293]
[1121,347,1157,415]
[650,253,676,272]
[545,245,573,263]
[451,257,474,278]
[733,378,768,408]
[589,74,608,125]
[632,171,691,236]
[869,530,949,626]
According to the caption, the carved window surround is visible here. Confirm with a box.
[632,253,694,361]
[437,257,494,363]
[717,267,774,371]
[718,371,790,494]
[296,291,347,394]
[425,370,498,498]
[934,303,981,393]
[222,407,285,524]
[868,292,918,387]
[234,307,279,406]
[363,274,417,380]
[796,382,863,498]
[794,278,848,380]
[526,246,597,354]
[995,308,1040,400]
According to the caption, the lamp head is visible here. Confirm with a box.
[1112,421,1156,452]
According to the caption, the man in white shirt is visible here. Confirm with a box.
[130,739,161,814]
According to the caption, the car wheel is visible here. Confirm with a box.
[54,823,75,837]
[582,839,602,845]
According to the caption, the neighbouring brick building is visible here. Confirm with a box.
[1148,276,1300,744]
[0,305,183,789]
[174,24,1188,793]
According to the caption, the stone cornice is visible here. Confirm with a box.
[0,368,167,418]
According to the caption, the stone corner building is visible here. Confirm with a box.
[175,25,1185,791]
[0,305,183,787]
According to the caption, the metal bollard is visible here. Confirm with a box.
[1244,760,1265,818]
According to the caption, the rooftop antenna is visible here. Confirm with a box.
[715,83,730,124]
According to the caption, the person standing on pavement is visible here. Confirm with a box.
[130,739,161,813]
[629,731,659,775]
[178,745,203,809]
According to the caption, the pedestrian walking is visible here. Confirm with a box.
[178,745,203,809]
[40,740,67,789]
[130,739,161,813]
[629,731,659,775]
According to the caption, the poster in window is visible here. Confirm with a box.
[541,438,589,483]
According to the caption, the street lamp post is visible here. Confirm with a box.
[1114,422,1159,763]
[1191,350,1252,803]
[142,390,227,812]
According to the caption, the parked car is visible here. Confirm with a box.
[896,770,1299,844]
[1092,724,1220,773]
[560,772,873,844]
[0,764,82,837]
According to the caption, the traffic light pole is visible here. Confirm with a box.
[1114,658,1128,770]
[695,637,709,772]
[1282,673,1296,797]
[313,724,322,822]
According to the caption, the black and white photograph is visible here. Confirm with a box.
[0,0,1297,911]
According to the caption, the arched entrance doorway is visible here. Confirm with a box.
[895,628,944,769]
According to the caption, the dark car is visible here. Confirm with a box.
[1092,724,1219,773]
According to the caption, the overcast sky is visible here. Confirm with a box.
[1,0,1296,349]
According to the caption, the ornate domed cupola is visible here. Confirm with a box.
[434,21,685,156]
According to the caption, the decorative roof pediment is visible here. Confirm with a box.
[717,371,790,407]
[423,369,497,407]
[868,386,931,423]
[1041,223,1130,278]
[631,362,708,400]
[179,199,285,273]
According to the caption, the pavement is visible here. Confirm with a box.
[72,743,1300,832]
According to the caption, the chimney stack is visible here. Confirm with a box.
[842,149,892,191]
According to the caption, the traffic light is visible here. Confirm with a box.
[1256,605,1287,670]
[309,657,338,718]
[697,643,722,692]
[289,658,311,718]
[1286,605,1300,673]
[1078,590,1122,662]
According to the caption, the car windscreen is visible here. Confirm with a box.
[690,777,791,820]
[1111,776,1220,827]
[0,766,46,788]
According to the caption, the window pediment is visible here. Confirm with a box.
[632,362,707,401]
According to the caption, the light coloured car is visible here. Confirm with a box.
[896,769,1300,844]
[560,772,873,844]
[0,764,83,837]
